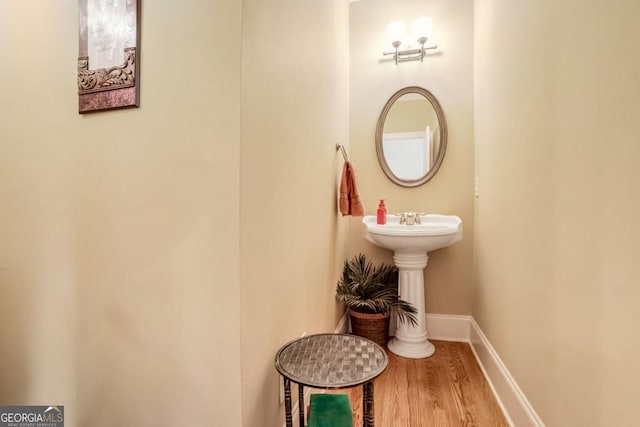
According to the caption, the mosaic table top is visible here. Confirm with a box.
[275,333,388,389]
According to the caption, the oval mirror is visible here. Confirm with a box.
[375,86,447,187]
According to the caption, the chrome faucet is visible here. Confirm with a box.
[405,212,416,225]
[396,212,422,225]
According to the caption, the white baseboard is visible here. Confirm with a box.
[334,311,349,334]
[425,313,472,341]
[468,318,545,427]
[419,313,545,427]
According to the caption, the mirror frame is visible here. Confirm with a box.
[375,86,448,187]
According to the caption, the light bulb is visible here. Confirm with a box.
[387,20,406,46]
[412,16,433,41]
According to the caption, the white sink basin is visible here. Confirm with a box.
[362,213,463,359]
[362,214,463,253]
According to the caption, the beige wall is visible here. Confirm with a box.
[474,0,640,425]
[0,1,242,426]
[350,0,474,314]
[239,1,350,425]
[0,1,350,426]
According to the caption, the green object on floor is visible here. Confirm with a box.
[308,393,353,427]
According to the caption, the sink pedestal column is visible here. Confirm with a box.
[387,252,434,359]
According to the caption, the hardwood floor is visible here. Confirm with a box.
[332,340,508,427]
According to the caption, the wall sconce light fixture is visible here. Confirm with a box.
[384,17,438,65]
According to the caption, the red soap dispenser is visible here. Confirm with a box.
[376,199,387,224]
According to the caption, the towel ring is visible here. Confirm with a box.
[336,143,349,162]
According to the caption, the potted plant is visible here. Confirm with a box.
[336,253,417,348]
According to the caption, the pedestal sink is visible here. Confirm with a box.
[362,214,463,358]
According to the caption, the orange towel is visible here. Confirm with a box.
[339,161,365,216]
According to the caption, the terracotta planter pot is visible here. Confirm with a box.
[349,309,390,348]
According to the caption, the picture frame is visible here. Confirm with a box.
[77,0,141,113]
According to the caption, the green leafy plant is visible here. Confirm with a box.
[336,253,417,326]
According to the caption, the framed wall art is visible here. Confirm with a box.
[77,0,141,113]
